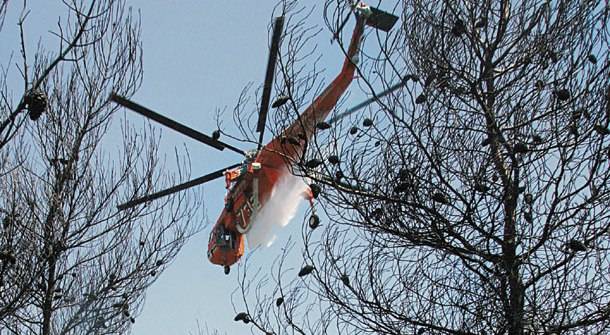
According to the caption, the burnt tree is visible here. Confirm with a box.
[234,1,610,334]
[0,1,201,334]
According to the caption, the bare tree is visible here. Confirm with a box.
[0,1,201,334]
[0,0,108,150]
[189,321,228,335]
[232,1,610,334]
[0,0,8,30]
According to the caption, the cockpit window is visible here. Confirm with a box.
[214,226,235,249]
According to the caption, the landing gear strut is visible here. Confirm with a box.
[224,265,230,275]
[308,214,320,230]
[307,195,320,230]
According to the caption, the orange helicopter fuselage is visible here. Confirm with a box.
[207,16,366,270]
[207,160,285,267]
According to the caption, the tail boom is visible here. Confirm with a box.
[258,16,367,168]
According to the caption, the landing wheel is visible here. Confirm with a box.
[224,265,230,275]
[308,214,320,230]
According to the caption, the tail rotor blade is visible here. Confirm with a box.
[364,7,399,32]
[328,78,407,123]
[256,16,285,150]
[110,93,245,156]
[117,163,241,211]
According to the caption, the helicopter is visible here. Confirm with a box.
[110,2,399,275]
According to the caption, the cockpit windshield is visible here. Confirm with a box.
[213,225,235,249]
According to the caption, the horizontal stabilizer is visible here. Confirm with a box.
[365,7,399,32]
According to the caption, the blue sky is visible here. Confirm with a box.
[1,1,353,333]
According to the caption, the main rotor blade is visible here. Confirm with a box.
[256,16,285,150]
[117,163,241,211]
[328,78,408,123]
[110,93,245,156]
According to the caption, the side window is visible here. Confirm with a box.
[209,227,215,243]
[215,226,226,244]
